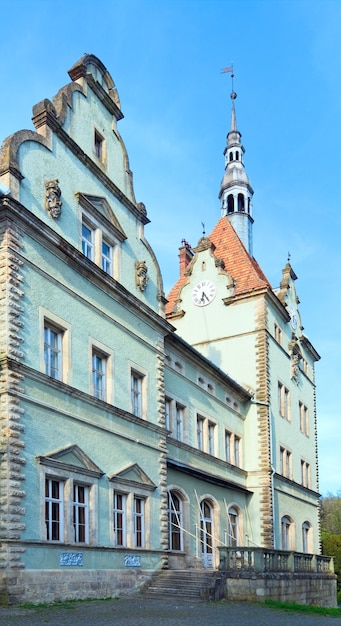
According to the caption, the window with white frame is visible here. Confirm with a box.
[197,416,204,451]
[281,515,292,550]
[175,403,184,441]
[168,490,184,551]
[302,521,311,553]
[299,401,309,436]
[225,430,242,467]
[44,324,63,380]
[274,323,283,346]
[134,496,145,548]
[40,446,102,546]
[113,492,127,547]
[280,446,292,479]
[77,193,126,281]
[208,421,215,456]
[301,460,311,488]
[196,415,216,456]
[73,483,89,543]
[165,396,187,442]
[82,221,94,260]
[225,431,231,463]
[92,350,107,401]
[101,239,113,274]
[278,381,291,421]
[131,370,144,418]
[227,506,239,547]
[45,478,64,541]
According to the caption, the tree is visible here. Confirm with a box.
[320,491,341,603]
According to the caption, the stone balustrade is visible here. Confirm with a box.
[218,546,334,575]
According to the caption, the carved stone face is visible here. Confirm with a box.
[45,180,62,218]
[135,261,149,291]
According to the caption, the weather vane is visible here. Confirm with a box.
[201,222,206,236]
[221,64,235,92]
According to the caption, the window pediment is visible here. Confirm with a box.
[76,192,127,242]
[36,444,104,478]
[108,463,156,491]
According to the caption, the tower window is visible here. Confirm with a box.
[238,193,245,212]
[229,152,233,162]
[227,194,234,214]
[235,150,239,160]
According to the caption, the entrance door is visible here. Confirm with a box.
[200,500,214,568]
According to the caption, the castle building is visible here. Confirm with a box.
[0,54,333,606]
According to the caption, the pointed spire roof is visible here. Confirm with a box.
[165,217,271,316]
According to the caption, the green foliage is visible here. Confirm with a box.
[265,599,341,616]
[321,492,341,598]
[320,491,341,536]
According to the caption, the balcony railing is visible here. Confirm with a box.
[218,546,334,574]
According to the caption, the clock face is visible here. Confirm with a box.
[192,280,216,307]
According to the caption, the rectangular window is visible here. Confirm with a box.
[92,351,107,401]
[73,484,89,543]
[234,435,241,467]
[301,460,311,488]
[134,497,145,548]
[113,492,127,547]
[44,325,63,380]
[299,402,309,436]
[165,398,172,431]
[131,371,143,417]
[197,416,204,451]
[45,478,63,541]
[274,323,283,345]
[208,421,215,456]
[225,431,231,463]
[278,382,290,421]
[102,239,113,274]
[94,129,104,161]
[82,222,94,260]
[175,403,184,441]
[280,447,292,479]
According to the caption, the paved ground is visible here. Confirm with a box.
[1,597,341,626]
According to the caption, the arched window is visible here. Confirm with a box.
[302,521,311,553]
[168,490,183,551]
[200,499,214,568]
[229,152,233,162]
[227,194,234,214]
[248,197,251,214]
[238,193,245,212]
[235,150,239,160]
[228,506,239,547]
[281,515,292,550]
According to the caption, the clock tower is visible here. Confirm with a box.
[166,88,320,553]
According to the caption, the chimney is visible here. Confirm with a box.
[179,239,193,276]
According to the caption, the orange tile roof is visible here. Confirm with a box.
[165,216,272,315]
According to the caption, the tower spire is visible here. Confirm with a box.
[218,74,254,255]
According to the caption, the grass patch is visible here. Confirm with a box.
[19,596,116,610]
[265,599,341,617]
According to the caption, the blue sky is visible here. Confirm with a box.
[1,0,340,495]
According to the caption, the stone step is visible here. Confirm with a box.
[142,570,218,600]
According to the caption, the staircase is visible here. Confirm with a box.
[142,569,221,601]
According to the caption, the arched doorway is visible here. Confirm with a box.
[200,499,214,568]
